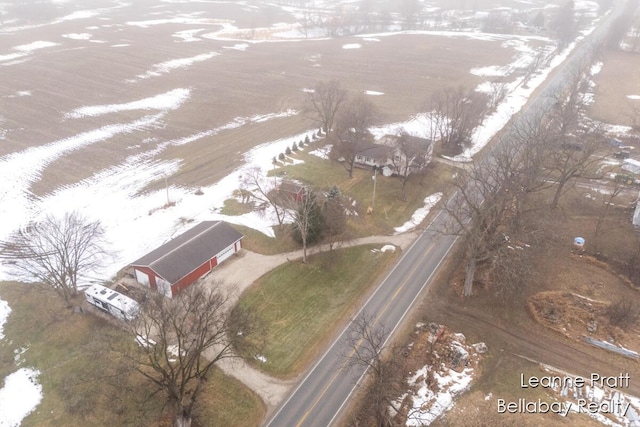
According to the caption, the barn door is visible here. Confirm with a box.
[135,269,150,287]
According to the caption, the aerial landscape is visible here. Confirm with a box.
[1,0,640,426]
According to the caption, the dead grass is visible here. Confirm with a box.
[0,282,264,427]
[589,50,640,128]
[5,18,519,196]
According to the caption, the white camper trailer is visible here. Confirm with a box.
[84,284,140,321]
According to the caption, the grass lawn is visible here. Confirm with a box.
[230,224,300,255]
[278,150,452,235]
[220,198,254,216]
[0,282,264,427]
[234,244,400,378]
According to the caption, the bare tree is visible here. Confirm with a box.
[400,0,421,30]
[127,284,255,427]
[487,80,509,109]
[442,144,522,296]
[390,133,432,200]
[592,182,623,252]
[240,166,287,229]
[552,0,578,48]
[0,211,107,306]
[304,80,348,139]
[544,59,606,208]
[333,95,379,178]
[482,10,513,33]
[286,191,324,263]
[344,312,403,427]
[428,86,487,154]
[546,128,605,209]
[522,48,551,88]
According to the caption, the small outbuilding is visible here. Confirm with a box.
[279,181,307,203]
[130,221,243,298]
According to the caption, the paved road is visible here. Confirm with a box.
[264,5,625,427]
[266,212,457,427]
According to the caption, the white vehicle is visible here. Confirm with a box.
[84,284,140,321]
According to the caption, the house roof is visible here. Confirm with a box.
[130,221,243,284]
[356,142,393,160]
[279,181,305,194]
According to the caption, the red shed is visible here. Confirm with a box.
[130,221,243,298]
[279,181,307,203]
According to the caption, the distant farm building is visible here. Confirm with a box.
[130,221,243,298]
[622,158,640,175]
[279,181,307,203]
[354,135,433,176]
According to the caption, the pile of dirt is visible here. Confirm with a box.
[528,291,640,351]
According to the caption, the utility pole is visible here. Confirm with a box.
[371,166,377,213]
[164,175,169,206]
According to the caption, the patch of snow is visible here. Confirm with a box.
[126,17,223,28]
[590,61,603,75]
[470,65,508,77]
[57,10,100,22]
[0,298,10,340]
[8,91,31,98]
[342,43,361,49]
[131,52,219,81]
[255,354,267,363]
[364,90,384,96]
[605,124,633,135]
[380,245,396,252]
[308,144,332,160]
[110,43,130,48]
[271,26,328,40]
[405,366,474,426]
[0,368,43,426]
[62,33,92,40]
[627,95,640,100]
[173,29,205,42]
[135,334,156,348]
[65,88,191,119]
[370,113,445,141]
[394,193,442,234]
[13,41,58,52]
[223,43,249,51]
[13,347,28,365]
[167,344,185,358]
[301,88,315,93]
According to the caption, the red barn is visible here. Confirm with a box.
[130,221,243,298]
